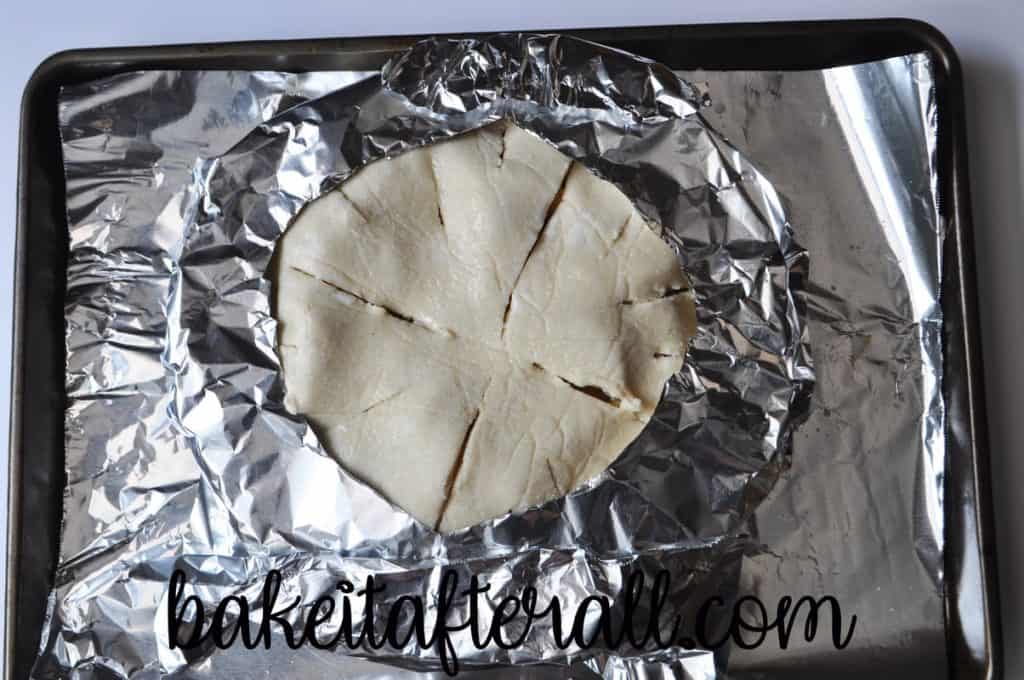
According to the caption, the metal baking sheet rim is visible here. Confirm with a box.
[8,19,1001,680]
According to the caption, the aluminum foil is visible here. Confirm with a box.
[701,55,946,677]
[36,33,943,680]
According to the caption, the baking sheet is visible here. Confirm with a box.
[32,39,942,675]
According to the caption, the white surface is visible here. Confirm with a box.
[3,0,1022,676]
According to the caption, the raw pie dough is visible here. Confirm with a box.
[274,122,697,532]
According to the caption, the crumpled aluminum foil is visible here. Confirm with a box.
[36,33,943,680]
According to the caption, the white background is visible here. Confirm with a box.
[3,0,1022,677]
